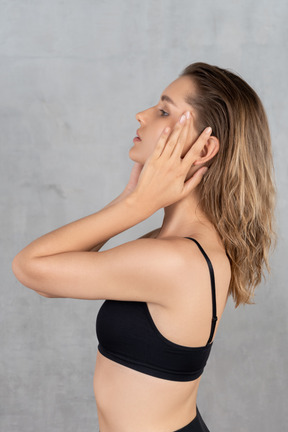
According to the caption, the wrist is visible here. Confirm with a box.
[124,191,156,219]
[104,190,129,209]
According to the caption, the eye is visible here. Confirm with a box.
[159,109,169,117]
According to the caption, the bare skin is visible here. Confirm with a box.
[12,76,231,431]
[94,228,230,432]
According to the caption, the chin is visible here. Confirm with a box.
[128,147,146,164]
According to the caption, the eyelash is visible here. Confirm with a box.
[159,109,169,117]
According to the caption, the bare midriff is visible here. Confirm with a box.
[94,349,201,432]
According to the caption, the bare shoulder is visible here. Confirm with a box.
[138,230,231,298]
[174,235,231,275]
[170,235,231,311]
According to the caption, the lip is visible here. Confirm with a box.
[136,129,142,140]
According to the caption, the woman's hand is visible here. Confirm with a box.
[122,162,144,195]
[130,111,212,213]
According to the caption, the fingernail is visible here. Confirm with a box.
[206,127,212,134]
[180,114,186,124]
[185,111,191,119]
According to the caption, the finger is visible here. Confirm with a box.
[162,112,188,158]
[171,112,193,159]
[151,126,171,159]
[182,166,209,196]
[182,127,212,169]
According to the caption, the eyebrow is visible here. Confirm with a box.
[161,94,178,108]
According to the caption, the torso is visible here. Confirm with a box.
[93,229,231,432]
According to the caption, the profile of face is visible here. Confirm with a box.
[129,76,200,165]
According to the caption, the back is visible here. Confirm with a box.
[96,237,224,382]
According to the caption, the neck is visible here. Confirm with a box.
[157,190,213,239]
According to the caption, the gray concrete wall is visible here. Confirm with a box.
[1,0,287,431]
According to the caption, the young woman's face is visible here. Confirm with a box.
[129,76,199,165]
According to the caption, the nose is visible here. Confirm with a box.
[135,107,150,123]
[135,111,143,123]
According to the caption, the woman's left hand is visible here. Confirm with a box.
[122,162,144,196]
[131,111,212,213]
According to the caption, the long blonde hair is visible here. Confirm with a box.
[180,62,277,307]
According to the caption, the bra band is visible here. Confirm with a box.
[185,237,218,345]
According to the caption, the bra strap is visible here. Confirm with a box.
[185,237,218,345]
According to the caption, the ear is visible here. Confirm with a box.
[193,136,219,166]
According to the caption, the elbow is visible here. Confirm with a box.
[12,253,53,298]
[12,251,39,289]
[12,252,27,285]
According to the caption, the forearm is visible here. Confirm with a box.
[13,193,150,263]
[89,191,129,251]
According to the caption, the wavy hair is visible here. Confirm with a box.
[179,62,277,308]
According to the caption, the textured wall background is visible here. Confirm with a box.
[1,0,287,431]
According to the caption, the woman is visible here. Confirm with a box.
[12,62,276,432]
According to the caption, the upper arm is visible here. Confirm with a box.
[89,227,160,253]
[15,238,188,305]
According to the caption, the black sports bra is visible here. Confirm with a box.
[96,237,218,382]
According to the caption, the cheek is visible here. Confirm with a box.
[144,127,164,153]
[129,123,173,164]
[140,123,172,160]
[129,135,154,164]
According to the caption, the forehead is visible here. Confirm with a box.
[161,75,195,109]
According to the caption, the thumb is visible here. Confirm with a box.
[182,167,208,196]
[129,162,144,182]
[124,162,144,193]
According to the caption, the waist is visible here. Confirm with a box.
[94,350,201,432]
